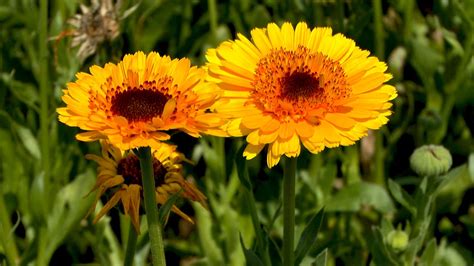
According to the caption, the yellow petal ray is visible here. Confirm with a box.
[281,22,295,49]
[243,144,265,160]
[267,23,283,48]
[236,33,262,61]
[266,147,281,168]
[251,28,272,54]
[76,131,103,142]
[260,118,280,134]
[294,22,309,46]
[258,129,279,144]
[325,113,356,130]
[246,130,260,145]
[278,121,296,140]
[242,113,272,130]
[295,120,315,139]
[93,189,124,224]
[128,184,142,233]
[171,205,194,224]
[162,98,176,120]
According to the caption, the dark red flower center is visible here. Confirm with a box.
[117,154,167,186]
[281,71,322,99]
[110,88,169,123]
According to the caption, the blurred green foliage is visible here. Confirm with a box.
[0,0,473,265]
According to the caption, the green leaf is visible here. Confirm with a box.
[235,144,252,191]
[193,202,224,265]
[158,189,183,226]
[419,238,437,266]
[15,124,41,160]
[294,208,325,265]
[267,233,282,266]
[325,182,395,213]
[368,227,401,266]
[0,73,39,111]
[239,234,264,266]
[387,179,416,216]
[468,153,474,183]
[0,111,11,130]
[436,164,471,213]
[44,170,96,262]
[313,248,328,266]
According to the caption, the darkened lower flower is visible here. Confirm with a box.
[86,141,206,233]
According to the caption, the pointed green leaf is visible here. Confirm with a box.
[15,124,41,160]
[239,234,264,266]
[468,153,474,182]
[267,234,282,266]
[294,208,325,265]
[158,189,183,226]
[419,238,437,266]
[368,227,401,266]
[325,182,395,213]
[235,144,252,191]
[313,248,328,266]
[387,179,416,216]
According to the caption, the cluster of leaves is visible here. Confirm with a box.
[0,0,473,265]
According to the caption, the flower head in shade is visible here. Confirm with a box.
[86,141,207,233]
[206,22,397,167]
[58,51,226,150]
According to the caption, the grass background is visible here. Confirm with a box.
[0,0,473,265]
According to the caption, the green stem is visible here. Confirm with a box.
[207,0,217,43]
[282,157,297,266]
[335,0,345,32]
[39,0,50,197]
[124,221,138,266]
[372,0,384,58]
[36,226,48,266]
[372,0,386,185]
[36,1,50,265]
[373,132,385,185]
[244,187,271,266]
[403,0,414,42]
[137,147,166,266]
[0,195,19,265]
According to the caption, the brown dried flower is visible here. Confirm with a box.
[68,0,121,60]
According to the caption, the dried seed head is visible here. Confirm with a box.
[68,0,121,60]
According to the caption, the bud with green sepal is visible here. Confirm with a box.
[409,145,452,177]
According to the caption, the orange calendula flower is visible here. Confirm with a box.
[58,51,226,150]
[206,22,397,167]
[86,141,207,233]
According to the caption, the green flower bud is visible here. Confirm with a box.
[410,145,452,176]
[438,217,454,234]
[418,108,442,129]
[387,230,409,252]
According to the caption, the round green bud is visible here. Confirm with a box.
[387,230,409,252]
[418,108,442,129]
[409,145,452,177]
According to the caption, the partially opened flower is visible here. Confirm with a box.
[86,141,207,233]
[58,51,226,150]
[206,22,397,167]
